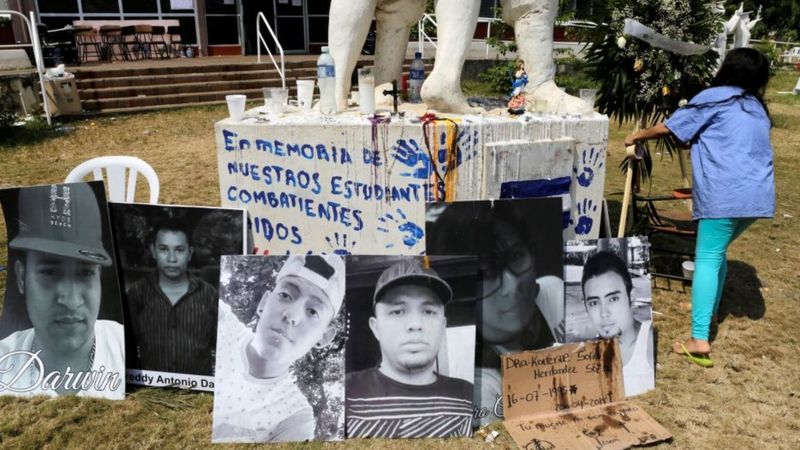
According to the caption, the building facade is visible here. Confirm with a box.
[6,0,504,56]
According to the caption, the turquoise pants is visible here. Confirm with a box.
[692,218,756,341]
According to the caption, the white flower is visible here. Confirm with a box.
[678,99,688,107]
[674,71,682,80]
[617,36,627,48]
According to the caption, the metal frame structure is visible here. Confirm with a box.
[256,11,284,88]
[0,9,52,125]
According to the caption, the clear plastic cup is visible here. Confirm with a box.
[580,88,597,108]
[225,94,247,121]
[296,79,315,110]
[263,87,288,114]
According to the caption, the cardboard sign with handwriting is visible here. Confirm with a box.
[502,340,671,450]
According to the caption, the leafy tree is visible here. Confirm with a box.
[583,0,720,180]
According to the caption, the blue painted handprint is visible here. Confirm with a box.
[573,147,603,188]
[571,198,598,235]
[435,128,480,168]
[392,139,434,179]
[377,208,424,249]
[324,232,356,255]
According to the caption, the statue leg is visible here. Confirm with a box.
[329,0,378,111]
[420,0,483,114]
[502,0,592,114]
[373,0,425,107]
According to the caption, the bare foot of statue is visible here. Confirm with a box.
[527,80,594,115]
[672,337,712,356]
[421,73,484,114]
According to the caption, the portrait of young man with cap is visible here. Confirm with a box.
[212,254,346,443]
[345,257,473,439]
[124,217,218,377]
[0,182,125,400]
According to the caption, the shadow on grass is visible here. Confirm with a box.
[126,383,208,411]
[0,117,75,149]
[717,259,766,322]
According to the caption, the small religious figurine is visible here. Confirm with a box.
[507,60,528,115]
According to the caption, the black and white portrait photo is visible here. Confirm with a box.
[0,182,125,400]
[212,255,346,443]
[564,237,654,397]
[109,203,246,390]
[425,198,564,426]
[344,255,477,439]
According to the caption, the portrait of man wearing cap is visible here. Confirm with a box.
[0,182,125,400]
[426,199,565,426]
[345,257,473,439]
[212,254,346,443]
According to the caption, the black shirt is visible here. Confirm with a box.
[125,272,218,376]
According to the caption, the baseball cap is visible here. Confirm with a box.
[8,183,112,266]
[277,255,345,315]
[373,258,453,306]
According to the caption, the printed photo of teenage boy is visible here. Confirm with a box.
[212,255,346,443]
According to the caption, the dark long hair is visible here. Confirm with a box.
[711,47,771,122]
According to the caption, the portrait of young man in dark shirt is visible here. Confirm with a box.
[125,219,218,376]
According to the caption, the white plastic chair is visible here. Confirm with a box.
[65,156,160,204]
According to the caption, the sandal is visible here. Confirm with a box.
[676,343,714,368]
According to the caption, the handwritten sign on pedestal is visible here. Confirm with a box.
[216,111,609,255]
[502,341,671,450]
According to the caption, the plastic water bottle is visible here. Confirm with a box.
[317,46,336,114]
[409,52,425,103]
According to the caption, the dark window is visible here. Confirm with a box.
[274,16,304,51]
[163,16,197,45]
[40,17,78,31]
[38,0,79,14]
[275,2,303,16]
[123,0,158,13]
[205,0,236,15]
[82,0,121,14]
[307,1,331,15]
[479,0,498,17]
[206,16,238,44]
[307,16,327,45]
[160,0,194,13]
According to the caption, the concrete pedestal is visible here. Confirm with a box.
[216,108,608,255]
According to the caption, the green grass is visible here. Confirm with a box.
[766,68,800,106]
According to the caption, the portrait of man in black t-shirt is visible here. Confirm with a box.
[345,256,476,439]
[110,204,246,385]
